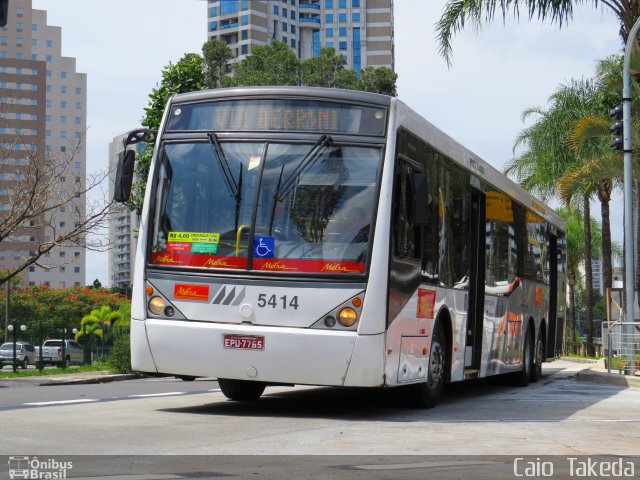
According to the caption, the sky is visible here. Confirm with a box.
[31,0,623,286]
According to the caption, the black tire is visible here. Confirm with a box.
[407,321,448,408]
[513,326,534,387]
[21,358,28,369]
[65,356,71,366]
[532,332,544,383]
[218,378,266,401]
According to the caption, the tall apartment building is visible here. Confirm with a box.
[107,133,138,289]
[207,0,394,71]
[0,0,87,287]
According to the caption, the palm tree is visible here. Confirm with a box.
[566,54,640,310]
[558,207,603,348]
[77,305,125,360]
[435,1,637,67]
[506,79,601,353]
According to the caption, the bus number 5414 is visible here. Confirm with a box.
[257,293,299,310]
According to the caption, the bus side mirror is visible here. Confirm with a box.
[412,171,429,225]
[114,149,135,202]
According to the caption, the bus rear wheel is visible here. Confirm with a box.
[218,378,266,401]
[408,321,448,408]
[532,333,544,383]
[513,327,534,387]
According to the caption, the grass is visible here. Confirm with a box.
[0,362,112,379]
[562,352,600,360]
[606,356,640,372]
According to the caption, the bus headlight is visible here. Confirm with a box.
[338,307,358,327]
[148,296,166,315]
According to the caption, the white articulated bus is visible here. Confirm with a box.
[115,87,566,407]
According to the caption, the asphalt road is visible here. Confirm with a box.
[0,361,638,479]
[0,376,220,411]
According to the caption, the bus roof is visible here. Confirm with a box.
[170,86,392,108]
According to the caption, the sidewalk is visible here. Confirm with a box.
[0,370,142,386]
[570,357,640,388]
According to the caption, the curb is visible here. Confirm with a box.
[38,373,144,386]
[575,368,640,388]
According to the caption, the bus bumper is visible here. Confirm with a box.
[133,319,386,387]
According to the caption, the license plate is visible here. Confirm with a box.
[223,335,264,351]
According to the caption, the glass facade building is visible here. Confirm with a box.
[207,0,394,71]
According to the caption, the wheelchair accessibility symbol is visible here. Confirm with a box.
[253,235,275,258]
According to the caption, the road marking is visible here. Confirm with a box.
[208,388,221,392]
[353,460,500,471]
[72,475,183,480]
[127,392,186,398]
[24,399,99,406]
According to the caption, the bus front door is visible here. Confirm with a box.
[465,189,486,376]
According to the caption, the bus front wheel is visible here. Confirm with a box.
[408,321,448,409]
[218,378,266,401]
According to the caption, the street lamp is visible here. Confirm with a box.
[8,321,27,373]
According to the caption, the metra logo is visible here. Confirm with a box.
[155,254,180,264]
[174,284,209,301]
[321,263,359,273]
[260,261,297,271]
[204,258,239,268]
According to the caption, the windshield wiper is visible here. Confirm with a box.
[275,134,332,200]
[207,132,239,199]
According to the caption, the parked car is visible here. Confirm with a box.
[38,339,84,366]
[0,342,35,369]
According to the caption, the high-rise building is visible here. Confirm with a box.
[107,133,138,289]
[0,0,87,287]
[207,0,394,71]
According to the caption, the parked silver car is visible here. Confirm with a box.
[0,342,35,369]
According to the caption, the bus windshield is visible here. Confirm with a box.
[149,140,382,275]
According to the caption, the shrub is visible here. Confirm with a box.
[107,334,132,374]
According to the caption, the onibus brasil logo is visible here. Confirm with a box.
[8,456,72,479]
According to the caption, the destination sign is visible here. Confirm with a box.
[167,99,387,136]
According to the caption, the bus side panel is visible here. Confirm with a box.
[446,288,468,382]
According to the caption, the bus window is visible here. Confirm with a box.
[392,158,421,260]
[485,190,518,295]
[438,160,470,289]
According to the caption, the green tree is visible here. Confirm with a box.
[230,40,300,87]
[359,66,398,96]
[300,47,358,89]
[77,305,127,359]
[202,39,234,89]
[557,207,603,349]
[142,53,205,130]
[435,1,639,67]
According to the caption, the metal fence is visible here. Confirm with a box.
[605,321,640,374]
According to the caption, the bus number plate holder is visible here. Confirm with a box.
[223,334,265,351]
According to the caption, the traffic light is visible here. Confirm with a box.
[0,0,7,28]
[610,103,623,151]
